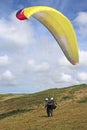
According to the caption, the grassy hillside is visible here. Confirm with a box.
[0,84,87,130]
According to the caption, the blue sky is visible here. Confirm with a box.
[0,0,87,93]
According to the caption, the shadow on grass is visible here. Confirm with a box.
[0,108,34,120]
[40,115,48,117]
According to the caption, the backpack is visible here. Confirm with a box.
[47,101,57,109]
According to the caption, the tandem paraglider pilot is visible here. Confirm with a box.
[45,97,57,117]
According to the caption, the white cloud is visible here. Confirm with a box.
[79,50,87,66]
[28,59,50,72]
[0,55,9,66]
[74,12,87,39]
[61,73,72,82]
[75,12,87,25]
[58,56,71,66]
[0,12,35,47]
[0,70,16,85]
[53,73,73,83]
[77,72,87,81]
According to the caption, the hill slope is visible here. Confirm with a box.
[0,84,87,130]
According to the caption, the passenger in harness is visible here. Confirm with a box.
[45,97,57,117]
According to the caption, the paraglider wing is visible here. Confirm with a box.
[16,6,79,65]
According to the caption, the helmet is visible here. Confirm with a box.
[50,97,54,100]
[45,98,48,101]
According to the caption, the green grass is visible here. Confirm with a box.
[78,96,87,103]
[69,84,87,94]
[0,84,87,130]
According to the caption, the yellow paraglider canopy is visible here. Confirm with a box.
[16,6,79,65]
